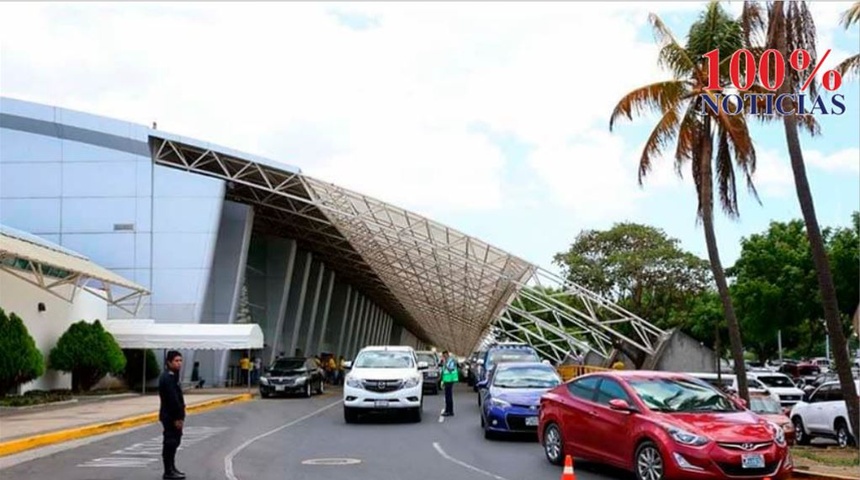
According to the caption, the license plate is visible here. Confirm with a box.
[525,416,539,426]
[374,400,389,408]
[741,454,764,469]
[275,385,285,392]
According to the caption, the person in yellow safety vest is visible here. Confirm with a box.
[239,355,251,385]
[612,360,625,370]
[326,356,337,384]
[441,351,459,417]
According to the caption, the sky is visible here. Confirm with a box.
[1,1,857,276]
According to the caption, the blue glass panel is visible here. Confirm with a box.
[62,233,136,269]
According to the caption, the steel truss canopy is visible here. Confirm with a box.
[149,136,667,357]
[0,225,149,314]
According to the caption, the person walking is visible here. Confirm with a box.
[441,351,458,417]
[159,351,186,479]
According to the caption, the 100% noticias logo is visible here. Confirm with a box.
[701,48,847,116]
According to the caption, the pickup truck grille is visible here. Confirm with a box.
[363,379,403,393]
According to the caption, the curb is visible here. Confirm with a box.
[0,393,253,458]
[793,471,860,480]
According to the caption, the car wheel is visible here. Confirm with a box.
[793,417,811,445]
[634,441,665,480]
[344,407,358,424]
[542,423,564,466]
[480,413,485,428]
[410,407,422,423]
[260,391,269,399]
[304,382,312,398]
[318,379,325,395]
[835,419,854,448]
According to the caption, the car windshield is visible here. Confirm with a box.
[756,376,795,388]
[270,359,306,371]
[493,366,560,389]
[416,353,437,365]
[749,396,783,414]
[354,351,415,368]
[628,377,739,413]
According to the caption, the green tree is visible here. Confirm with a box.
[610,2,758,401]
[122,349,159,388]
[829,212,860,320]
[742,0,859,437]
[49,320,126,392]
[554,222,712,324]
[836,2,860,79]
[0,308,45,395]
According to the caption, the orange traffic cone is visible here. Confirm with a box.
[560,454,576,480]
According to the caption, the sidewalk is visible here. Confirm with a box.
[0,390,254,457]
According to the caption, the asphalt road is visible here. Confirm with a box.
[0,385,628,480]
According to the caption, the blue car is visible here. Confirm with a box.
[477,362,561,440]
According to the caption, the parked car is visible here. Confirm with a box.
[687,372,781,405]
[790,380,859,448]
[343,345,427,423]
[478,362,561,439]
[415,350,441,395]
[538,371,792,480]
[748,392,796,445]
[476,343,541,403]
[749,373,806,408]
[467,350,486,387]
[259,357,325,398]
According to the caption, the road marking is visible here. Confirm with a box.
[301,458,362,465]
[78,426,228,468]
[224,399,343,480]
[432,442,511,480]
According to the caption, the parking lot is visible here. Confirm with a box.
[0,385,626,480]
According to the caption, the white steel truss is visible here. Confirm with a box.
[149,136,666,357]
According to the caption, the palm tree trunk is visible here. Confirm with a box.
[698,125,751,403]
[782,113,860,440]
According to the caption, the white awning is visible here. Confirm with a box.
[104,320,264,350]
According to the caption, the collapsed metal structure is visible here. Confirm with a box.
[150,136,669,360]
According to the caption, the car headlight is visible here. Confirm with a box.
[666,426,709,446]
[489,397,511,408]
[259,377,269,385]
[426,371,439,377]
[770,422,786,446]
[346,377,363,388]
[295,376,308,384]
[403,376,421,388]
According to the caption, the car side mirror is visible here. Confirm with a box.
[343,361,352,369]
[608,399,635,412]
[418,361,429,370]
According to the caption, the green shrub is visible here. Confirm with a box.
[0,308,45,395]
[122,349,159,387]
[49,320,126,392]
[0,389,73,407]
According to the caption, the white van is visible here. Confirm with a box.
[343,345,427,423]
[687,372,780,404]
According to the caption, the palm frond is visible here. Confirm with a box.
[712,103,760,209]
[609,80,691,130]
[836,54,860,81]
[649,13,697,77]
[840,1,860,28]
[638,107,682,185]
[674,102,704,177]
[740,1,767,48]
[715,129,741,218]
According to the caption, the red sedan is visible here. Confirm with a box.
[538,371,793,480]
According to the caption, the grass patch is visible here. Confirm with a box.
[0,389,73,407]
[792,446,860,468]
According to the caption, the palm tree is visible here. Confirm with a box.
[742,0,860,440]
[610,2,757,402]
[836,1,860,79]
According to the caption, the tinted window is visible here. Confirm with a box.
[354,351,415,368]
[568,376,600,401]
[416,353,437,365]
[756,375,796,388]
[271,359,306,370]
[825,386,843,402]
[487,349,539,368]
[493,366,561,389]
[627,377,739,412]
[596,378,631,405]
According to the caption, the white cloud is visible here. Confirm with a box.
[750,149,795,198]
[807,148,860,173]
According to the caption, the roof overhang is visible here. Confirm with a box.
[0,226,149,315]
[104,319,264,350]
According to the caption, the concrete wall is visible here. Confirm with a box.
[0,269,108,393]
[649,328,717,373]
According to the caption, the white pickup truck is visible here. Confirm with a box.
[790,380,859,448]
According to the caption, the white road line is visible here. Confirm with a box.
[432,442,511,480]
[224,399,342,480]
[438,408,445,423]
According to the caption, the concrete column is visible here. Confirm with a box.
[335,285,353,356]
[315,270,336,354]
[354,299,371,354]
[349,296,366,357]
[343,293,360,358]
[368,306,380,346]
[268,239,297,364]
[384,316,392,345]
[303,262,326,356]
[288,252,313,357]
[372,308,383,344]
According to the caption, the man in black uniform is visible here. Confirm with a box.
[159,350,186,479]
